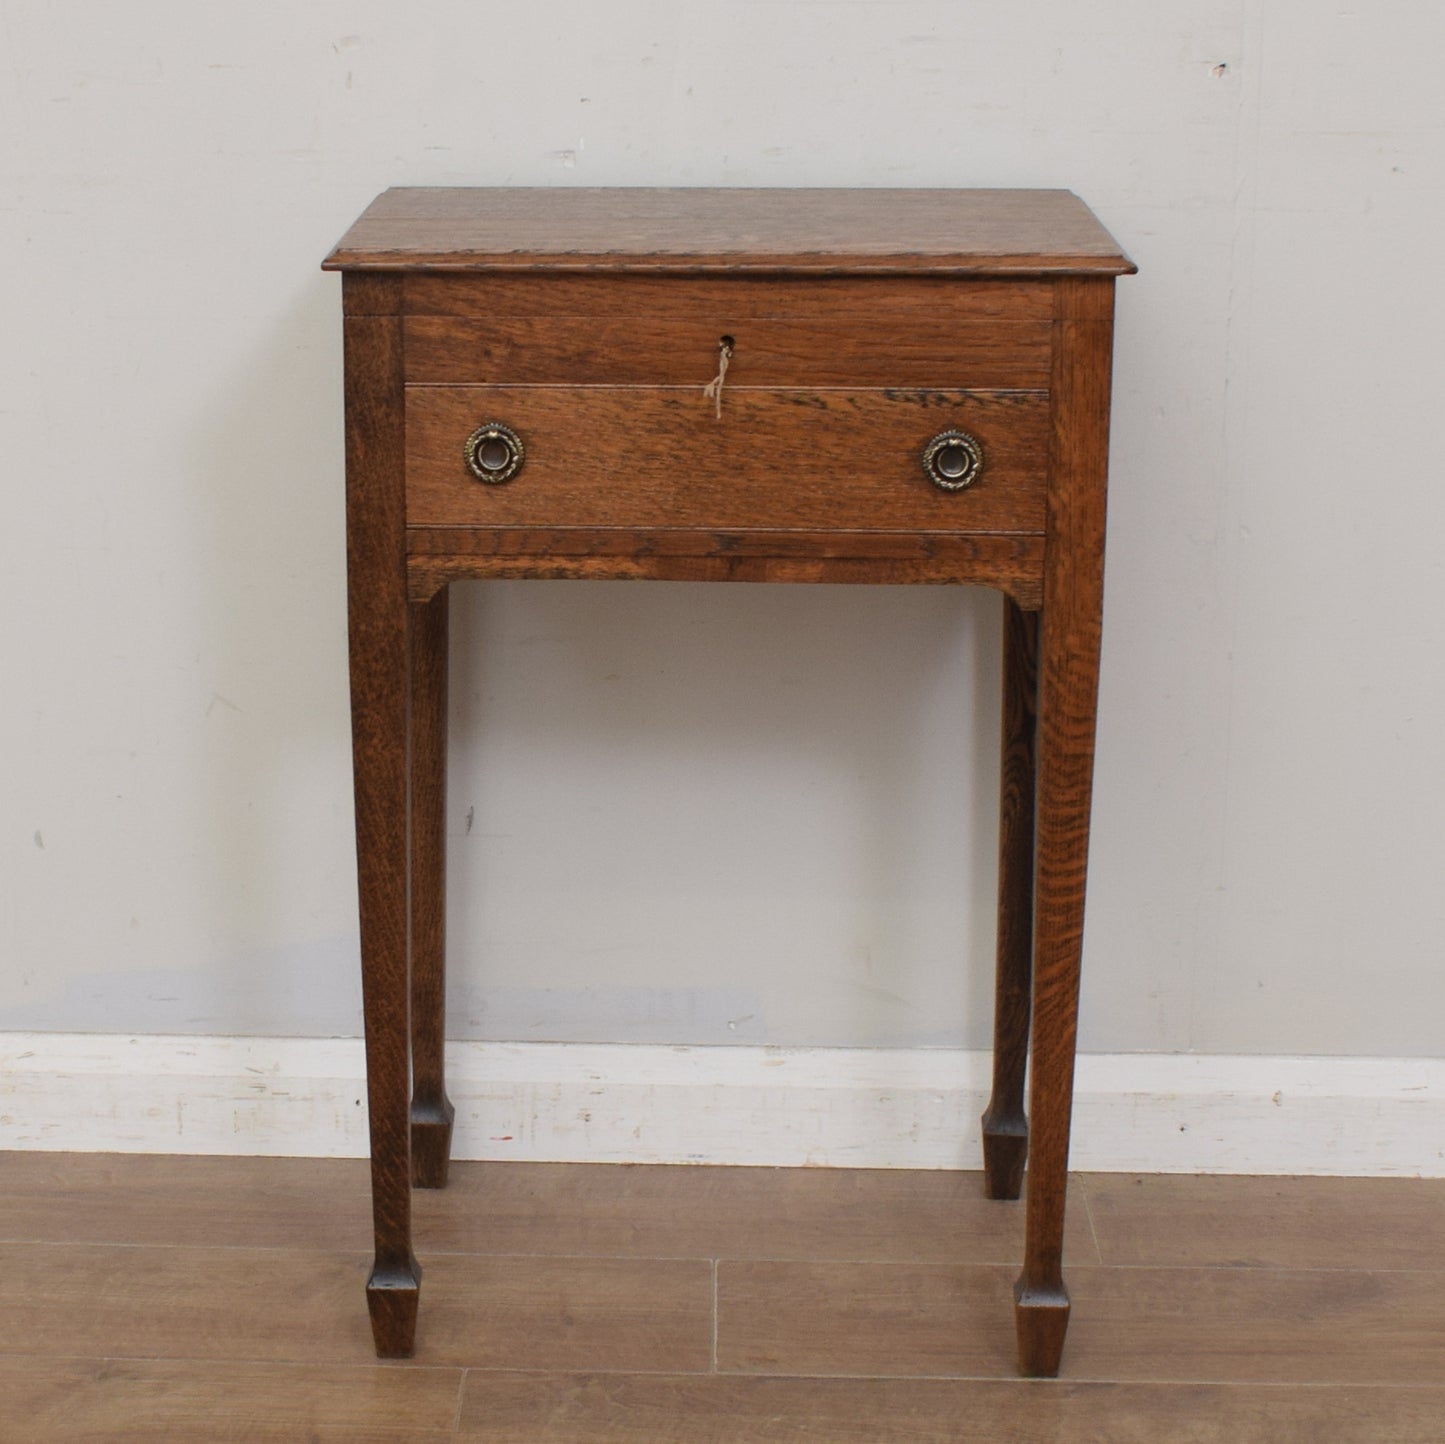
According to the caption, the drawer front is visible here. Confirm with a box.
[404,271,1051,390]
[405,386,1048,534]
[405,315,1051,388]
[401,275,1053,389]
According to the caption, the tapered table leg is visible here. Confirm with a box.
[409,588,456,1188]
[982,598,1038,1201]
[1014,276,1116,1378]
[344,274,420,1357]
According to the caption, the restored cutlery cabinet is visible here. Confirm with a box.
[324,187,1133,1376]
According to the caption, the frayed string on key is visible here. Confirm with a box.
[702,335,735,420]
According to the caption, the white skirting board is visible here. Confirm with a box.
[2,1033,1442,1176]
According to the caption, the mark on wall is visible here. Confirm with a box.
[206,691,242,717]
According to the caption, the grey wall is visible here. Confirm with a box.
[3,2,1441,1056]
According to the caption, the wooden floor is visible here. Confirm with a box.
[1,1156,1443,1441]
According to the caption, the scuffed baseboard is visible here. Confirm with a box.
[2,1033,1441,1175]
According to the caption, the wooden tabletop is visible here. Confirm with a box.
[323,187,1135,275]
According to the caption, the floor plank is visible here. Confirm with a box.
[1083,1173,1445,1270]
[0,1242,713,1373]
[415,1161,1099,1264]
[717,1259,1445,1384]
[0,1356,460,1442]
[717,1259,1020,1377]
[0,1154,1096,1266]
[0,1243,374,1365]
[455,1371,1445,1444]
[7,1153,1445,1437]
[1063,1264,1445,1385]
[416,1252,713,1371]
[0,1152,372,1251]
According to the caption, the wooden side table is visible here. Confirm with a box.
[323,187,1133,1377]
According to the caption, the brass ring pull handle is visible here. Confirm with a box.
[922,430,985,491]
[463,422,525,484]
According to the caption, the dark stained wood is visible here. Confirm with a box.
[1014,276,1117,1377]
[405,387,1049,534]
[343,270,404,315]
[409,589,454,1189]
[454,1372,1445,1444]
[982,598,1039,1200]
[343,271,421,1355]
[404,315,1052,388]
[407,551,1047,603]
[323,188,1136,274]
[405,272,1054,320]
[405,527,1045,602]
[405,525,1046,564]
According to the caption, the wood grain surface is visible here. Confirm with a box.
[0,1241,711,1372]
[982,598,1039,1200]
[405,548,1048,600]
[0,1152,374,1250]
[453,1372,1445,1444]
[408,589,455,1189]
[343,272,421,1354]
[717,1258,1445,1386]
[1083,1172,1445,1270]
[404,387,1048,534]
[1014,276,1117,1376]
[717,1259,1021,1377]
[404,315,1052,387]
[0,1356,461,1443]
[330,192,1133,1379]
[323,188,1136,274]
[403,529,1046,601]
[403,272,1054,320]
[5,1157,1445,1441]
[409,1160,1098,1264]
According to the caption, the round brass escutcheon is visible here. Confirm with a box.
[922,430,985,492]
[463,422,525,484]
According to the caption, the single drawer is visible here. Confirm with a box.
[401,275,1054,389]
[404,315,1051,388]
[404,386,1048,534]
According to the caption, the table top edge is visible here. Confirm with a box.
[321,187,1136,276]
